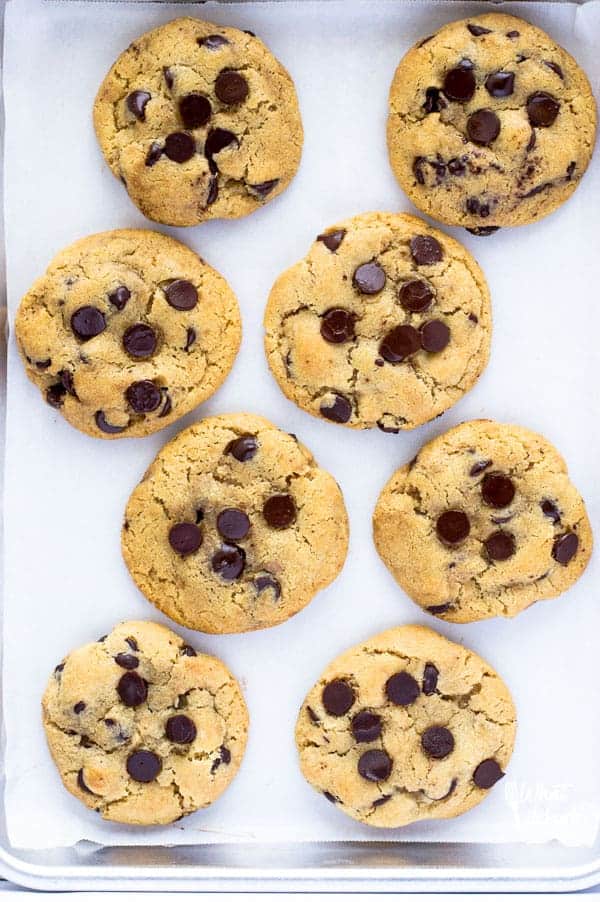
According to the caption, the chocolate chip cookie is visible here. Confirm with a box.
[387,13,596,230]
[122,414,349,633]
[296,624,516,828]
[43,620,248,825]
[264,212,491,431]
[15,230,241,439]
[373,420,593,622]
[94,17,303,226]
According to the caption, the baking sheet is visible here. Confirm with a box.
[2,0,599,852]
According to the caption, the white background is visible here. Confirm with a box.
[3,0,600,852]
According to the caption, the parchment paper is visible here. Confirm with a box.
[3,0,600,850]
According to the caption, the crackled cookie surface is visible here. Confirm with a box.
[122,414,349,633]
[15,230,241,439]
[296,625,516,828]
[374,420,593,622]
[264,212,491,431]
[43,621,248,825]
[94,17,303,226]
[387,13,596,230]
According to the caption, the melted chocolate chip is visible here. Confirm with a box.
[443,63,476,102]
[320,394,352,423]
[358,749,392,782]
[204,128,238,169]
[322,679,355,716]
[71,306,106,340]
[254,573,281,599]
[198,34,229,49]
[126,380,162,413]
[179,93,212,130]
[448,157,467,176]
[353,261,386,295]
[467,109,501,145]
[226,434,258,461]
[211,544,246,580]
[467,23,492,36]
[351,710,382,743]
[184,327,197,351]
[410,235,443,265]
[437,510,470,545]
[166,714,197,744]
[165,279,198,310]
[485,71,514,97]
[541,500,561,523]
[552,532,579,565]
[481,473,515,508]
[386,671,420,706]
[215,70,249,105]
[473,758,504,789]
[379,325,420,363]
[115,653,139,670]
[217,508,250,541]
[249,179,279,198]
[164,132,196,163]
[423,87,447,114]
[422,663,439,695]
[470,459,492,477]
[95,411,127,434]
[46,383,66,408]
[145,142,162,167]
[317,229,346,252]
[109,286,130,310]
[169,522,202,555]
[321,308,355,343]
[527,92,560,127]
[421,726,454,759]
[420,319,450,353]
[117,671,148,707]
[263,494,296,529]
[123,323,157,358]
[399,279,433,313]
[126,750,161,783]
[485,531,516,561]
[126,90,150,121]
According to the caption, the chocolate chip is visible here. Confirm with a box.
[165,279,198,311]
[320,394,352,423]
[307,706,319,725]
[206,175,219,205]
[217,508,250,541]
[115,653,139,670]
[443,63,476,102]
[109,286,130,310]
[448,157,467,176]
[211,543,246,580]
[375,358,384,367]
[210,746,231,773]
[126,90,150,121]
[77,769,92,794]
[467,109,501,145]
[410,235,443,265]
[351,710,382,743]
[71,306,106,340]
[507,30,520,38]
[552,532,579,565]
[527,92,560,127]
[35,358,51,370]
[482,473,515,508]
[353,261,386,295]
[254,573,281,599]
[184,327,196,351]
[163,67,174,89]
[145,142,162,166]
[226,434,258,461]
[373,794,392,807]
[80,735,93,748]
[215,70,249,105]
[379,325,420,363]
[178,93,212,130]
[541,500,561,523]
[467,226,499,236]
[126,637,139,651]
[126,380,162,413]
[377,420,400,434]
[466,197,492,218]
[117,671,148,707]
[544,60,564,79]
[164,132,196,163]
[181,644,197,657]
[358,749,392,782]
[473,758,504,789]
[420,319,450,353]
[59,370,76,398]
[166,714,197,744]
[399,279,433,313]
[169,522,202,555]
[46,383,66,408]
[467,23,492,36]
[317,229,346,252]
[436,510,470,545]
[321,308,355,343]
[73,701,86,714]
[485,531,516,561]
[485,71,514,97]
[123,323,157,358]
[422,726,454,759]
[322,679,355,716]
[95,411,127,434]
[126,750,161,783]
[423,87,447,114]
[427,603,451,615]
[55,663,65,674]
[470,459,492,477]
[423,663,439,695]
[386,672,420,706]
[263,494,296,529]
[204,128,238,170]
[198,34,229,49]
[567,161,576,180]
[249,179,279,198]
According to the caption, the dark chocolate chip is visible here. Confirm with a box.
[163,67,174,89]
[73,701,86,714]
[123,323,157,358]
[541,500,561,523]
[181,644,197,657]
[35,358,51,370]
[307,706,320,725]
[166,714,197,744]
[467,226,499,236]
[566,161,576,180]
[249,179,279,198]
[126,90,151,121]
[421,726,454,759]
[399,279,433,313]
[484,531,516,561]
[165,279,198,310]
[126,750,161,783]
[126,637,139,651]
[46,383,67,408]
[254,573,281,599]
[422,663,439,695]
[470,459,492,477]
[317,229,346,252]
[215,70,249,105]
[263,494,296,529]
[126,380,162,413]
[436,510,470,545]
[377,420,400,434]
[427,603,451,615]
[158,390,171,419]
[351,710,382,743]
[226,434,258,461]
[220,747,231,764]
[448,157,467,176]
[164,132,196,163]
[179,93,212,129]
[60,370,76,398]
[169,522,202,555]
[117,671,148,707]
[467,109,501,145]
[544,60,564,79]
[206,174,219,205]
[198,34,229,49]
[322,679,355,716]
[552,532,579,565]
[423,87,447,114]
[410,235,443,265]
[145,142,163,167]
[204,128,238,168]
[77,769,92,794]
[184,327,197,351]
[379,325,420,363]
[386,671,420,706]
[467,23,492,36]
[353,261,386,295]
[320,308,355,343]
[507,30,520,38]
[473,758,504,789]
[466,197,491,217]
[109,286,131,310]
[358,749,392,782]
[320,394,352,423]
[55,662,65,674]
[217,508,251,541]
[373,794,392,807]
[482,473,515,508]
[95,411,127,434]
[80,736,93,748]
[420,319,450,353]
[115,653,140,670]
[323,791,338,804]
[71,306,106,340]
[211,543,246,580]
[485,71,514,97]
[443,63,476,101]
[375,358,384,367]
[527,92,560,127]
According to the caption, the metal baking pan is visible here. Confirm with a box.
[1,0,599,891]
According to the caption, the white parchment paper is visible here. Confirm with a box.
[3,0,600,851]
